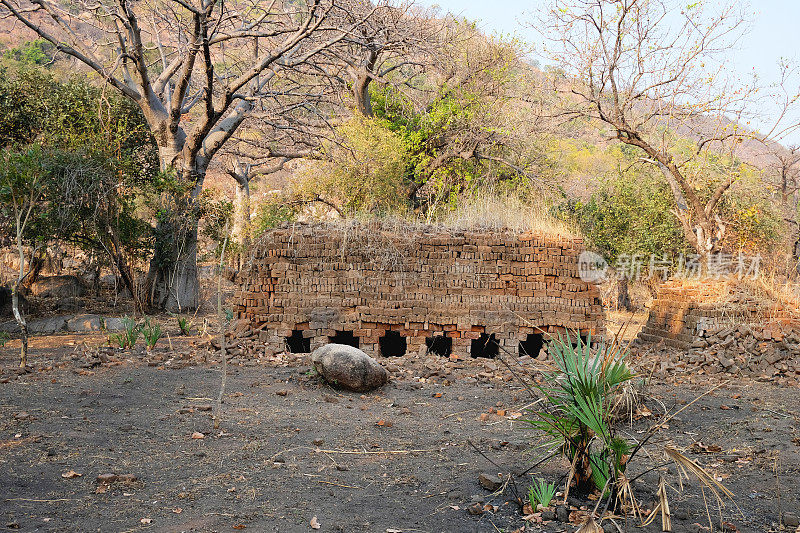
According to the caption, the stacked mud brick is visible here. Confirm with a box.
[233,221,604,358]
[638,278,799,349]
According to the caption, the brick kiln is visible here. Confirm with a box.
[638,278,800,349]
[233,221,604,358]
[636,278,800,380]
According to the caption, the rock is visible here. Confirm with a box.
[0,316,68,335]
[312,438,324,446]
[467,502,484,515]
[783,513,800,528]
[478,473,503,491]
[104,317,126,331]
[718,356,735,369]
[603,523,617,533]
[30,275,85,299]
[117,473,138,483]
[541,508,556,521]
[66,314,102,332]
[311,343,388,392]
[556,505,570,522]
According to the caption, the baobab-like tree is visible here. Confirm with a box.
[0,0,369,311]
[538,0,795,268]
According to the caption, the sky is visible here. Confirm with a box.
[415,0,800,145]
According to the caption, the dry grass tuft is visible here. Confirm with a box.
[433,194,577,238]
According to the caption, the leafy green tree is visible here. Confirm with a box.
[1,39,54,66]
[302,116,410,216]
[0,67,158,309]
[559,170,690,269]
[0,146,54,367]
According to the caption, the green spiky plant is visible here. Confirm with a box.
[140,319,162,350]
[526,333,634,504]
[109,316,140,349]
[177,316,193,336]
[528,478,557,509]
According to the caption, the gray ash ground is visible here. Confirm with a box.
[1,336,799,532]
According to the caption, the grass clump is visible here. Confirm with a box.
[528,478,556,509]
[109,316,139,349]
[141,319,162,350]
[177,316,194,336]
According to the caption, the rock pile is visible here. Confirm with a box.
[643,322,800,382]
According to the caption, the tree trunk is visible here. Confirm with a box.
[354,73,373,117]
[231,167,252,254]
[12,228,28,368]
[11,283,28,368]
[146,219,200,313]
[613,277,632,311]
[145,156,203,313]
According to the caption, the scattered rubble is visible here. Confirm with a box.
[637,322,800,385]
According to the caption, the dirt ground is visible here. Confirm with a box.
[1,330,800,533]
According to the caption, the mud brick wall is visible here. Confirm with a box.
[638,279,797,349]
[233,222,604,358]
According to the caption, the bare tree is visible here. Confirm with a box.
[763,144,800,270]
[0,0,367,310]
[331,1,441,117]
[538,0,794,267]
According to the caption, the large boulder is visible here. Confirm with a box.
[66,314,103,332]
[311,344,388,392]
[30,275,85,299]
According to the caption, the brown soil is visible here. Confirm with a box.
[1,331,799,533]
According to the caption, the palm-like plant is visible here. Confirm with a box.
[526,333,634,499]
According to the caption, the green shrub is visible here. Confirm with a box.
[556,171,688,267]
[0,331,10,347]
[525,333,634,497]
[177,316,194,336]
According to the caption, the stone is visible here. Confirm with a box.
[556,505,570,522]
[718,355,735,369]
[478,473,503,491]
[30,275,85,299]
[783,513,799,528]
[541,509,556,521]
[66,314,103,332]
[104,317,126,331]
[29,316,67,334]
[466,502,484,515]
[311,343,388,392]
